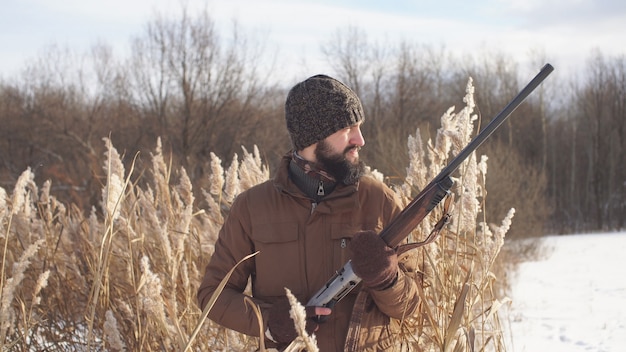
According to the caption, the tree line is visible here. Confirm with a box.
[0,8,624,237]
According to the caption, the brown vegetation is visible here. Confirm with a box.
[1,80,511,350]
[3,16,623,235]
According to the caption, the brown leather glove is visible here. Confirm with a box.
[349,230,399,290]
[267,297,318,344]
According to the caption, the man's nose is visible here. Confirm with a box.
[350,127,365,147]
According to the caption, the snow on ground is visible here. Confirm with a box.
[504,232,626,351]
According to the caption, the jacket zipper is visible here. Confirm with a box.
[311,202,317,214]
[317,180,325,196]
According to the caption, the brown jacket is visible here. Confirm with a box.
[197,153,421,351]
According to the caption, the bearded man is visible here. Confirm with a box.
[198,75,421,351]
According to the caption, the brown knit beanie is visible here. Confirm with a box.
[285,75,365,150]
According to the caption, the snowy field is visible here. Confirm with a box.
[504,232,626,351]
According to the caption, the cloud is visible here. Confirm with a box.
[495,0,626,26]
[1,0,624,82]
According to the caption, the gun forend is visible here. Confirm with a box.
[307,260,361,308]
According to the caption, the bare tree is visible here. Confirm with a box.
[126,6,282,183]
[556,50,626,230]
[322,26,371,95]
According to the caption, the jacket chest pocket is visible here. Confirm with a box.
[330,224,353,271]
[252,222,303,297]
[330,222,382,272]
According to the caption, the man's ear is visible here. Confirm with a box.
[298,143,318,163]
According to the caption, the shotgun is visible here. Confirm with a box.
[307,63,554,314]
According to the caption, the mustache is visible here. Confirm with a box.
[344,145,361,154]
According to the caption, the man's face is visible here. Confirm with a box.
[314,123,366,185]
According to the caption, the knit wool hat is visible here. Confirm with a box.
[285,74,365,150]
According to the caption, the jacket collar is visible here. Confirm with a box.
[273,152,360,212]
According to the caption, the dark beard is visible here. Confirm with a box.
[315,140,365,185]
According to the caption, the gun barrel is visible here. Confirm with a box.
[437,63,554,181]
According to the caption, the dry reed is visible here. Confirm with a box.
[0,78,509,351]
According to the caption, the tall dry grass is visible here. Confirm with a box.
[0,78,509,351]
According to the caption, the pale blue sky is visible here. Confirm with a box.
[1,0,625,83]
